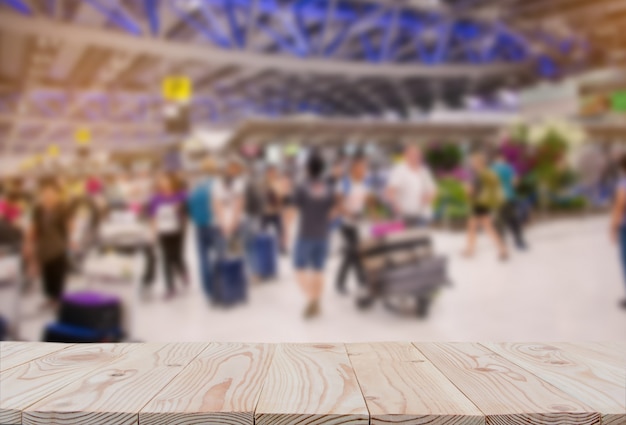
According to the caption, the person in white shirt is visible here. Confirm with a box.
[336,153,370,294]
[386,144,437,227]
[213,159,246,255]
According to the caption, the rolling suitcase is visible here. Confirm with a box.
[59,291,122,332]
[214,257,247,306]
[43,322,123,343]
[253,233,277,280]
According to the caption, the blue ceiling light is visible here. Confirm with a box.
[223,0,245,48]
[360,33,378,62]
[143,0,160,36]
[1,0,32,16]
[537,55,558,78]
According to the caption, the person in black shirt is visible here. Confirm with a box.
[293,153,338,319]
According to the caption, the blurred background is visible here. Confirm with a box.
[0,0,625,343]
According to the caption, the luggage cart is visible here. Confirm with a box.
[356,228,451,318]
[82,232,151,341]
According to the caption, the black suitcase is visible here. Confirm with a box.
[43,322,123,343]
[58,291,122,332]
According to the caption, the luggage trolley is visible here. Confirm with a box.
[0,244,23,340]
[357,228,451,318]
[80,218,154,341]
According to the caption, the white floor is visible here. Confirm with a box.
[15,215,626,343]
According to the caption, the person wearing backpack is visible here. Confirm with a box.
[187,159,217,301]
[335,153,370,295]
[463,151,508,261]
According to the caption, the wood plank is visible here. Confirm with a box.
[22,342,208,425]
[484,343,626,425]
[415,342,601,425]
[140,343,274,425]
[347,342,484,425]
[255,343,369,425]
[554,342,625,370]
[0,342,73,372]
[0,343,140,425]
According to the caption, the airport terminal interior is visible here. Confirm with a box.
[0,0,625,344]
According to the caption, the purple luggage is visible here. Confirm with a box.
[59,291,122,332]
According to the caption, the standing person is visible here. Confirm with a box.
[293,153,338,319]
[609,154,626,310]
[386,144,437,227]
[335,153,370,295]
[213,159,246,257]
[27,179,72,308]
[187,159,217,301]
[463,151,508,261]
[148,173,189,299]
[260,166,288,254]
[67,178,100,272]
[492,152,528,250]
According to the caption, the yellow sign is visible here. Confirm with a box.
[75,128,91,145]
[163,76,192,101]
[47,144,60,158]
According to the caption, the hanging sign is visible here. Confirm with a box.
[163,76,192,102]
[75,128,91,145]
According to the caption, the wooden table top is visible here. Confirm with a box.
[0,341,624,425]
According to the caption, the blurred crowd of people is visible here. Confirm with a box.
[1,141,625,324]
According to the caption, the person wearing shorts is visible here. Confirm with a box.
[293,153,337,319]
[463,151,508,261]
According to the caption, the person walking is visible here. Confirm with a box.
[148,172,189,299]
[187,159,217,301]
[27,179,72,308]
[293,153,338,319]
[386,143,437,227]
[492,152,528,250]
[463,151,508,261]
[335,153,370,294]
[609,154,626,310]
[260,166,289,254]
[213,159,247,258]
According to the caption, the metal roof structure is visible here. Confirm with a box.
[226,117,626,149]
[0,0,624,154]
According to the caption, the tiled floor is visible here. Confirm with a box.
[14,214,626,342]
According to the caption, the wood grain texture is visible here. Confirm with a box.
[140,342,274,425]
[255,343,369,425]
[22,342,208,425]
[347,342,484,425]
[484,343,626,425]
[0,343,139,425]
[554,342,626,370]
[0,342,73,372]
[414,342,601,425]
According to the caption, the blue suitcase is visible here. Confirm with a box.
[214,257,247,306]
[43,322,123,343]
[253,234,277,280]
